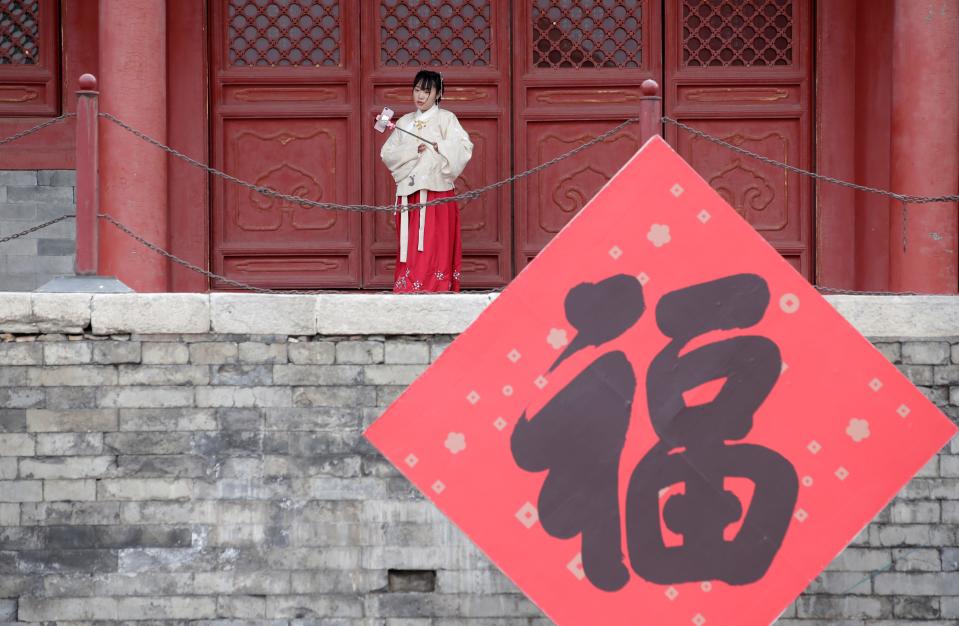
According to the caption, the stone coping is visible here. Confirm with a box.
[0,292,956,339]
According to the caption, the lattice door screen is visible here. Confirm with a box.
[531,0,644,69]
[0,0,40,65]
[682,0,793,67]
[228,0,341,67]
[380,0,491,67]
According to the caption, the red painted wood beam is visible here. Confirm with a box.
[815,0,858,289]
[167,0,211,293]
[98,0,169,292]
[853,0,894,291]
[889,0,959,293]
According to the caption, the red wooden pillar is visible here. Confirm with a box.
[889,0,959,293]
[98,0,169,292]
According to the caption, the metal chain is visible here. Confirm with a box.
[98,212,295,293]
[99,212,501,295]
[97,111,951,296]
[816,286,920,296]
[100,111,639,212]
[0,214,75,245]
[663,116,959,204]
[104,210,914,297]
[104,109,957,208]
[0,113,76,146]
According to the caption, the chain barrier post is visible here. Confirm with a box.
[639,79,662,144]
[75,74,99,276]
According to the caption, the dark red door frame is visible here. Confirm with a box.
[167,0,211,292]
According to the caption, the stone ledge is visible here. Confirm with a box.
[212,293,314,335]
[92,294,210,334]
[825,295,959,340]
[0,292,955,338]
[0,293,91,334]
[315,293,497,335]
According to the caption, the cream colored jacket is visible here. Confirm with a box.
[380,105,473,197]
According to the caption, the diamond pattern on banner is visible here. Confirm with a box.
[567,553,586,580]
[516,502,539,529]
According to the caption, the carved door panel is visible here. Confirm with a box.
[664,0,814,278]
[0,0,59,116]
[512,1,661,273]
[362,0,511,288]
[211,0,362,288]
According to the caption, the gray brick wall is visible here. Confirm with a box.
[0,171,76,292]
[0,330,956,624]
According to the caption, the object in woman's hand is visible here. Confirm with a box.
[374,107,395,133]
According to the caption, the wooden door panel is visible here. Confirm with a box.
[220,118,353,245]
[523,121,642,249]
[456,118,502,244]
[362,0,511,289]
[664,0,813,279]
[212,113,362,288]
[210,0,362,289]
[677,118,805,238]
[221,254,357,284]
[513,0,662,274]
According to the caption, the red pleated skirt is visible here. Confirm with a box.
[393,189,462,293]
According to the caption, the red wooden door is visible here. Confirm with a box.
[512,1,662,273]
[664,0,814,278]
[362,0,512,289]
[210,0,363,288]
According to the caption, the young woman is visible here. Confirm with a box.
[380,70,473,293]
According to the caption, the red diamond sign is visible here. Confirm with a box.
[365,137,957,626]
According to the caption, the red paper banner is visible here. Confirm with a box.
[365,137,957,626]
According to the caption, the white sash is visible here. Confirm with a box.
[398,189,428,264]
